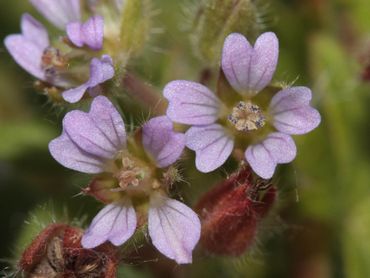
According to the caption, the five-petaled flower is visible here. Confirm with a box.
[164,32,321,179]
[4,1,113,103]
[49,96,201,264]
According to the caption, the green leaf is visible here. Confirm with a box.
[191,0,262,64]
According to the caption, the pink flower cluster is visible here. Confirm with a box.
[3,0,321,266]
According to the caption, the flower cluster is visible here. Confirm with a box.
[4,0,321,269]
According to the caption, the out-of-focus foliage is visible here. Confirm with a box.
[190,0,262,64]
[1,0,370,277]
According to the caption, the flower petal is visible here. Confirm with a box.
[222,32,278,95]
[263,133,297,163]
[248,32,279,92]
[163,80,220,125]
[30,0,81,29]
[21,13,49,49]
[49,132,105,174]
[269,87,321,135]
[142,116,185,168]
[82,15,104,50]
[89,95,127,147]
[245,144,276,179]
[62,83,89,103]
[245,133,296,179]
[88,55,115,87]
[66,15,104,50]
[186,124,234,173]
[221,33,252,93]
[82,203,137,248]
[62,55,114,103]
[4,35,45,81]
[4,14,49,80]
[62,96,126,159]
[148,196,201,264]
[66,21,84,47]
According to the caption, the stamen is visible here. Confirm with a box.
[41,47,68,78]
[114,157,145,190]
[228,101,266,132]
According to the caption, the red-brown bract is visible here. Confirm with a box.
[19,223,119,277]
[196,166,277,256]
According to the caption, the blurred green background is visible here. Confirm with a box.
[1,0,370,277]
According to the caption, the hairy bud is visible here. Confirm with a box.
[196,166,276,256]
[19,223,119,277]
[191,0,262,64]
[119,0,153,56]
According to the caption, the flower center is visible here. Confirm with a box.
[41,47,68,78]
[228,101,266,132]
[113,157,146,191]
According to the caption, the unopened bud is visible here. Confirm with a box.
[19,223,119,277]
[119,0,152,56]
[191,0,262,64]
[196,166,276,256]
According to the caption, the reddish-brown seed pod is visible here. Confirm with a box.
[19,223,68,273]
[18,223,119,277]
[196,166,277,256]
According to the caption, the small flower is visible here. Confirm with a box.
[29,0,81,29]
[66,15,104,50]
[195,166,276,256]
[62,55,115,103]
[164,32,321,179]
[4,5,114,103]
[4,14,52,82]
[49,96,201,264]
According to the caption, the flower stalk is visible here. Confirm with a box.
[122,72,167,115]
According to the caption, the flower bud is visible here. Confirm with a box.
[19,223,119,277]
[196,166,276,256]
[119,0,152,56]
[191,0,262,64]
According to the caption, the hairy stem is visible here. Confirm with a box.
[122,72,167,115]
